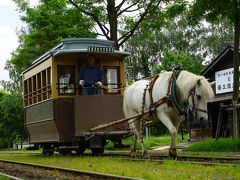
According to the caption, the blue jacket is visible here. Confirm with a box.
[77,65,104,86]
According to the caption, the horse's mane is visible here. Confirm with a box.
[176,70,214,101]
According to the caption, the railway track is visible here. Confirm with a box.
[0,151,239,167]
[0,159,141,180]
[82,152,240,166]
[0,172,23,180]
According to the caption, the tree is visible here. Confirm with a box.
[153,51,204,74]
[0,92,26,148]
[124,12,209,80]
[205,19,234,60]
[189,0,240,138]
[1,0,96,92]
[68,0,187,50]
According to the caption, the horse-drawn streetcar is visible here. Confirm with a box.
[22,38,131,155]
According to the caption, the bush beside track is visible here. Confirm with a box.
[184,138,240,152]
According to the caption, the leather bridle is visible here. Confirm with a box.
[188,84,208,114]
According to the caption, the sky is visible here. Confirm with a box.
[0,0,38,88]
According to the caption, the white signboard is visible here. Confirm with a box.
[215,67,239,94]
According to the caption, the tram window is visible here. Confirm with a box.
[32,75,37,103]
[37,72,42,102]
[28,78,32,105]
[103,66,120,94]
[23,67,52,107]
[58,66,75,95]
[47,67,51,98]
[42,70,47,100]
[24,80,28,106]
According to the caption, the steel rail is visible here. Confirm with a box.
[0,159,142,180]
[0,151,239,166]
[91,153,240,166]
[0,172,23,180]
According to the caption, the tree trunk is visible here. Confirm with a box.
[232,2,239,139]
[107,0,119,50]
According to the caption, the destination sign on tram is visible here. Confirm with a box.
[215,67,240,94]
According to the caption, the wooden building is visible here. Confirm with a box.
[199,42,240,139]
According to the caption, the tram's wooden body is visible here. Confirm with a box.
[22,38,131,155]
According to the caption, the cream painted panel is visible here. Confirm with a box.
[23,57,52,80]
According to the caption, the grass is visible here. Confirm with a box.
[0,148,42,154]
[184,138,240,152]
[0,153,239,179]
[0,174,12,180]
[105,134,189,150]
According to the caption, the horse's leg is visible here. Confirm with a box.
[158,111,178,158]
[130,133,137,157]
[139,117,148,157]
[174,118,182,131]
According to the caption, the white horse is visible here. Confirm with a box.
[123,70,214,157]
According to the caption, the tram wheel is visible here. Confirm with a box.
[59,149,72,156]
[42,148,54,156]
[76,146,86,155]
[91,147,104,155]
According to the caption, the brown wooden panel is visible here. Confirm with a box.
[26,120,59,143]
[191,128,212,139]
[54,98,75,142]
[74,95,125,136]
[25,100,54,124]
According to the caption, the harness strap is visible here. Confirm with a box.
[148,74,160,106]
[169,70,185,115]
[153,96,171,107]
[148,70,183,114]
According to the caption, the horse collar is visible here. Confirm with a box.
[147,70,207,122]
[148,69,185,116]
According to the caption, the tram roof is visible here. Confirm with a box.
[22,38,131,74]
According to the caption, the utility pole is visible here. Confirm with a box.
[232,1,239,139]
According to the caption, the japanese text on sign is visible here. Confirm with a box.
[215,67,240,94]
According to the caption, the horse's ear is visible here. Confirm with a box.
[197,79,201,86]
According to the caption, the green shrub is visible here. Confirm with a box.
[184,138,240,152]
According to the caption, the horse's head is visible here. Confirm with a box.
[187,78,214,122]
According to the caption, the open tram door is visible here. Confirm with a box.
[22,38,132,155]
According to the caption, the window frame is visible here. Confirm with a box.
[57,65,76,96]
[103,66,121,94]
[23,67,52,107]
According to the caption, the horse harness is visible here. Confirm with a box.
[145,69,208,120]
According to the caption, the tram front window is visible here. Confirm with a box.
[104,66,120,94]
[58,66,75,94]
[107,69,118,93]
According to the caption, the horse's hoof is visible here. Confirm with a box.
[130,151,136,157]
[142,151,150,158]
[169,149,177,159]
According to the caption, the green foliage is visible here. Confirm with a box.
[205,19,234,60]
[125,8,235,80]
[0,92,26,148]
[188,0,239,25]
[185,138,240,152]
[124,12,208,80]
[153,51,204,74]
[1,0,96,92]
